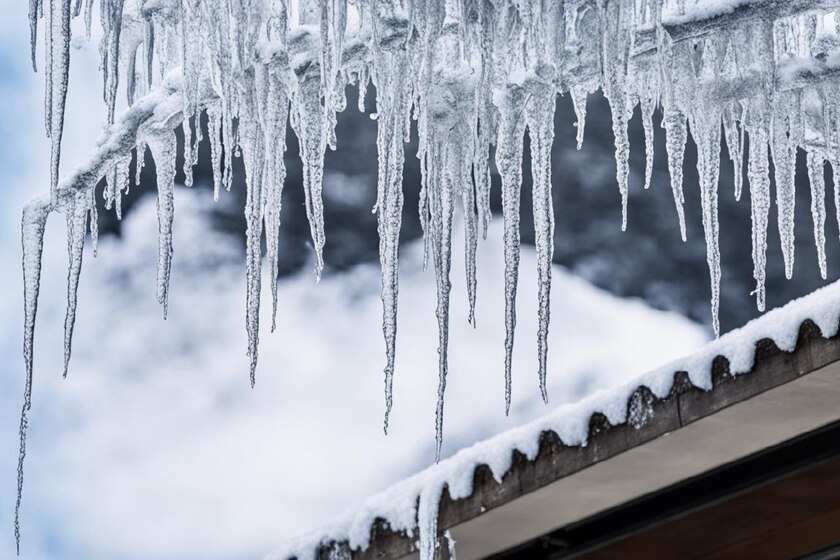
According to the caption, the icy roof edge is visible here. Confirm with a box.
[268,280,840,560]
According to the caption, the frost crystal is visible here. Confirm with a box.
[17,1,840,553]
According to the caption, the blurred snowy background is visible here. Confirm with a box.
[1,1,838,559]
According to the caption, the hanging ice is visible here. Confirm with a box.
[18,2,840,553]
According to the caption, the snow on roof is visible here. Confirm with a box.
[267,280,840,560]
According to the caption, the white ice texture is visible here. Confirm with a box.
[16,0,840,553]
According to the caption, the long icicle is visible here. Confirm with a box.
[526,88,556,403]
[16,199,51,555]
[496,83,527,415]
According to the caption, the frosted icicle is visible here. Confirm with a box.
[641,97,655,191]
[570,86,588,150]
[375,53,410,434]
[495,83,527,415]
[663,111,687,241]
[608,101,630,230]
[183,117,195,187]
[48,0,72,203]
[134,141,146,188]
[100,0,125,125]
[292,73,328,279]
[207,106,223,201]
[723,103,744,201]
[600,0,631,231]
[747,123,771,312]
[693,113,722,336]
[88,186,98,256]
[807,152,828,279]
[462,161,478,327]
[473,122,492,240]
[771,94,799,280]
[429,140,454,462]
[28,0,40,71]
[242,80,268,388]
[16,199,50,556]
[148,132,176,319]
[105,155,130,220]
[262,80,290,334]
[526,88,556,403]
[63,189,89,379]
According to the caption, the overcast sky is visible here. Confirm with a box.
[0,3,708,558]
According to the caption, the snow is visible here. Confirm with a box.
[16,0,840,550]
[269,276,840,560]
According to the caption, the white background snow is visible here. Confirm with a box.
[0,1,707,558]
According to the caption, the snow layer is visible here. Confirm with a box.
[268,277,840,560]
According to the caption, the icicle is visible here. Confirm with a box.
[262,80,290,334]
[462,165,478,327]
[291,73,328,280]
[473,121,492,240]
[571,86,588,150]
[28,0,40,71]
[63,189,89,378]
[747,123,771,312]
[609,101,630,230]
[100,0,125,125]
[495,83,527,415]
[48,0,72,204]
[89,186,98,256]
[641,96,655,191]
[242,76,268,388]
[807,152,828,279]
[771,93,799,280]
[430,142,454,462]
[148,131,176,319]
[444,530,457,559]
[108,155,130,220]
[375,53,410,434]
[663,110,687,241]
[183,117,195,187]
[134,140,146,189]
[207,106,223,201]
[600,0,632,231]
[723,102,744,201]
[693,111,722,336]
[526,88,556,403]
[16,199,50,556]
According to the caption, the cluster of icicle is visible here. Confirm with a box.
[16,0,840,554]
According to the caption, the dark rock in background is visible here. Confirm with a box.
[95,86,840,335]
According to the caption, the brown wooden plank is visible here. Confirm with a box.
[570,456,840,560]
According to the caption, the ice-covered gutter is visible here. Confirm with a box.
[268,280,840,560]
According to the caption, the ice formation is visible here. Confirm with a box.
[16,0,840,553]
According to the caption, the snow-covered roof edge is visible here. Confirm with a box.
[267,280,840,560]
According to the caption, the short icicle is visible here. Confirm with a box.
[63,189,90,378]
[148,131,177,319]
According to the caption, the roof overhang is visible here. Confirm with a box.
[349,320,840,560]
